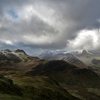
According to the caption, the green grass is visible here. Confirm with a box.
[0,94,30,100]
[0,74,80,100]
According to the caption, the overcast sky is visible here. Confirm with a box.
[0,0,100,55]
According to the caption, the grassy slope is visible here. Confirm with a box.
[0,60,100,100]
[0,72,80,100]
[28,60,100,100]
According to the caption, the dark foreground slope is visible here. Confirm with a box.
[28,60,100,100]
[0,75,79,100]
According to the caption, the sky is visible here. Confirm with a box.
[0,0,100,55]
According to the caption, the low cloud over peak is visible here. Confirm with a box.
[68,29,100,50]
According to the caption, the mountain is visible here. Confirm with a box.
[0,49,29,63]
[0,52,80,100]
[40,51,86,68]
[73,50,99,65]
[28,60,100,86]
[28,60,100,100]
[0,49,99,100]
[71,50,100,74]
[81,50,93,56]
[40,49,100,71]
[40,49,100,66]
[0,49,42,72]
[40,49,100,75]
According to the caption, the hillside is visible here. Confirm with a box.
[40,51,86,68]
[28,60,100,100]
[0,50,99,100]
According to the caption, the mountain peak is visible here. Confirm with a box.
[15,49,27,55]
[81,49,92,55]
[82,50,88,55]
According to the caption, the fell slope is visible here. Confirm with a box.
[28,60,100,100]
[0,50,99,100]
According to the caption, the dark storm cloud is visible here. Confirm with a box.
[0,0,100,53]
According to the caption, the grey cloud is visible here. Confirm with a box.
[0,0,100,54]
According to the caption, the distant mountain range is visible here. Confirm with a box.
[40,49,100,75]
[41,50,99,65]
[0,49,100,73]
